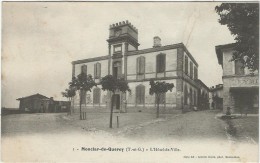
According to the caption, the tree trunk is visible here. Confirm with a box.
[72,97,75,113]
[69,98,72,115]
[156,94,160,118]
[109,92,114,128]
[80,92,82,120]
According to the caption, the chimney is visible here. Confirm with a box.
[153,36,161,48]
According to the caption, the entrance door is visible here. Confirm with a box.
[234,92,253,114]
[112,94,120,110]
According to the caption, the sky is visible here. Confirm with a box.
[2,2,235,108]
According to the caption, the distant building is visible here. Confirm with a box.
[216,43,259,114]
[195,79,210,110]
[71,21,209,113]
[16,93,70,113]
[209,84,223,110]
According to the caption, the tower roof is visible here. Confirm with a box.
[109,20,138,33]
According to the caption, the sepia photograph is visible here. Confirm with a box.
[1,1,259,162]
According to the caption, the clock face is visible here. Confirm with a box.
[115,30,121,37]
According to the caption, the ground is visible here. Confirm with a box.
[1,109,258,162]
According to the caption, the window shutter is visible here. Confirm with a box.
[143,86,145,104]
[185,57,188,74]
[81,65,87,75]
[162,54,166,72]
[94,64,97,78]
[140,57,145,74]
[190,62,193,79]
[97,63,101,78]
[159,55,163,72]
[136,86,139,104]
[136,57,140,74]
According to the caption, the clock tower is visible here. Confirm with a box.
[107,20,139,78]
[107,20,139,113]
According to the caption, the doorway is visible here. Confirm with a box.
[234,91,253,114]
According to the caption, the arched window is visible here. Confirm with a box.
[136,84,145,105]
[94,62,101,79]
[93,88,101,104]
[81,65,87,74]
[136,56,145,75]
[113,61,121,79]
[156,53,166,73]
[184,85,188,105]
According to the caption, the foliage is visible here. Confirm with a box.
[69,73,97,92]
[61,86,76,115]
[69,73,96,119]
[100,75,131,94]
[61,87,76,100]
[149,80,174,95]
[215,3,259,71]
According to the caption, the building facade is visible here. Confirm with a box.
[216,43,259,114]
[209,84,223,110]
[72,21,206,113]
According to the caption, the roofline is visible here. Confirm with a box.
[215,43,236,67]
[16,93,49,101]
[72,55,110,65]
[72,43,199,67]
[195,79,210,91]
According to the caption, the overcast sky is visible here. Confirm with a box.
[2,2,235,108]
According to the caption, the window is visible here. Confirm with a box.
[94,62,101,79]
[113,61,121,79]
[93,88,101,104]
[190,62,193,79]
[235,60,245,75]
[114,44,122,53]
[156,53,166,73]
[136,85,145,105]
[136,56,145,75]
[194,67,198,79]
[184,85,188,105]
[81,65,87,74]
[185,56,188,74]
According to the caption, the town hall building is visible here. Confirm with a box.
[72,21,207,113]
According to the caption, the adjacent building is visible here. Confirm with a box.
[216,43,259,114]
[72,21,208,113]
[209,84,223,110]
[195,79,210,110]
[17,93,70,113]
